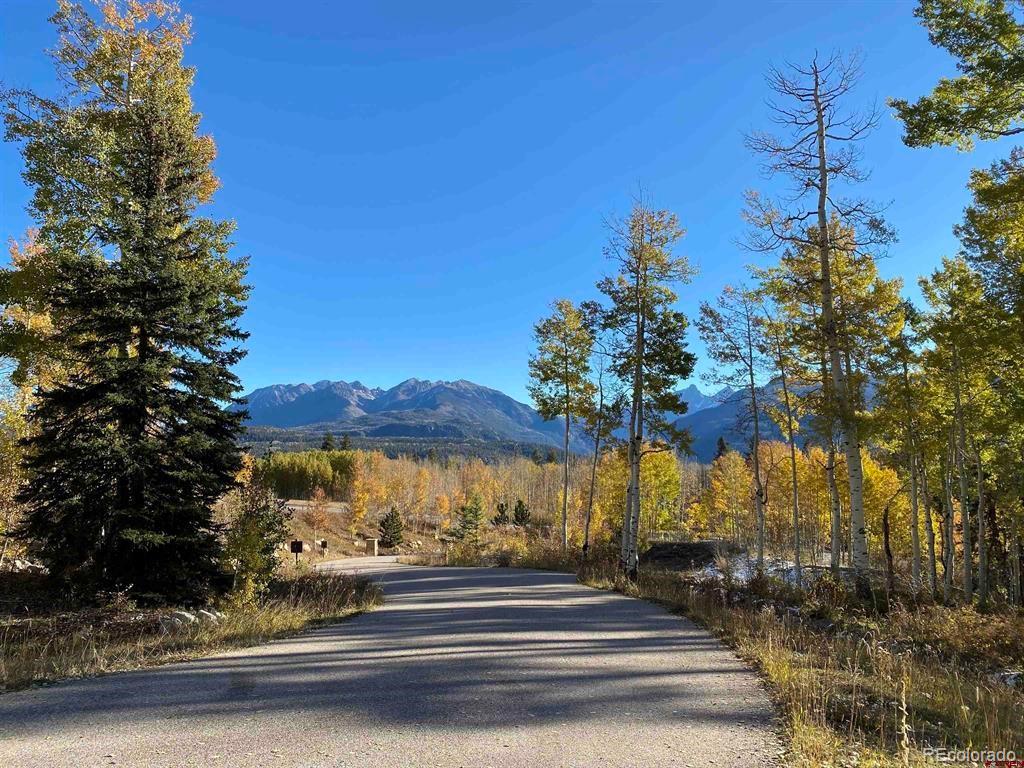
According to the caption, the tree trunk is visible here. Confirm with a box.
[883,505,896,597]
[901,360,922,591]
[1011,521,1022,607]
[920,454,938,598]
[561,408,570,551]
[747,360,765,571]
[942,441,955,602]
[776,344,801,587]
[952,349,973,600]
[975,448,988,604]
[908,451,922,591]
[583,412,602,562]
[812,64,868,594]
[827,447,842,575]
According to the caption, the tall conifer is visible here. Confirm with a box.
[3,2,248,601]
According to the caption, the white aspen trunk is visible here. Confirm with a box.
[812,64,868,591]
[909,451,921,591]
[920,455,938,597]
[952,351,973,600]
[942,443,955,601]
[776,342,801,586]
[747,359,765,570]
[621,428,635,570]
[561,409,570,550]
[583,413,602,560]
[827,448,842,574]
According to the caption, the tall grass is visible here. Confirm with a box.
[0,571,381,692]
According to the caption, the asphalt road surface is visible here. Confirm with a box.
[1,558,780,767]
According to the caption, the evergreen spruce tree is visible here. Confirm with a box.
[492,501,510,526]
[378,506,404,548]
[512,499,531,527]
[454,495,484,545]
[340,434,352,450]
[3,3,248,602]
[320,432,336,451]
[714,436,730,460]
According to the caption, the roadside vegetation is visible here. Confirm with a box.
[429,530,1024,767]
[0,569,380,693]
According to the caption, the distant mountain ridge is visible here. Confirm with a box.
[236,377,740,458]
[235,377,590,450]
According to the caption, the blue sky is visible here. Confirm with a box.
[1,1,1013,404]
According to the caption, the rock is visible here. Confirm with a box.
[170,610,197,625]
[160,616,183,632]
[197,609,219,624]
[991,670,1023,689]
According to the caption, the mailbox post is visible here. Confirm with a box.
[290,539,303,566]
[320,539,328,557]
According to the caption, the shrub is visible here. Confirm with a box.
[222,459,292,604]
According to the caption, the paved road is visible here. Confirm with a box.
[0,559,780,767]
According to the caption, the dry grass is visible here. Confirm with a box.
[0,570,381,693]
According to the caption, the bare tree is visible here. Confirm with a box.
[743,52,895,593]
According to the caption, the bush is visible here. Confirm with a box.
[222,458,292,604]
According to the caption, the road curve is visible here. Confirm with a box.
[0,559,780,767]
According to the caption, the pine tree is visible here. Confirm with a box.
[714,436,730,461]
[453,495,484,545]
[340,434,352,450]
[378,506,404,548]
[321,432,336,451]
[492,501,510,525]
[512,498,531,527]
[3,3,248,602]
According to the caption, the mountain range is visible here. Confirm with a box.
[235,377,746,461]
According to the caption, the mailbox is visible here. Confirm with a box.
[320,539,328,552]
[290,540,303,554]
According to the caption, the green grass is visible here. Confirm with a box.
[0,570,381,692]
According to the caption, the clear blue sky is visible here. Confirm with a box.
[0,1,1012,404]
